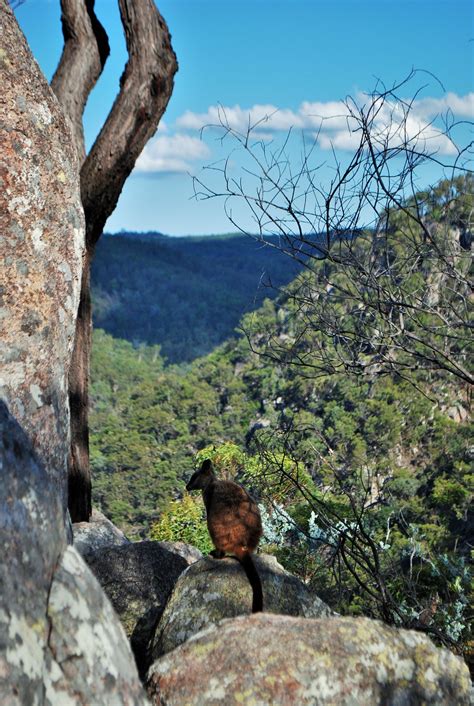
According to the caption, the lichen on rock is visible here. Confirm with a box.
[84,540,189,677]
[152,553,333,659]
[0,2,85,510]
[46,546,148,706]
[0,401,65,705]
[147,613,471,706]
[0,401,149,705]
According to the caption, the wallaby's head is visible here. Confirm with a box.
[186,459,216,491]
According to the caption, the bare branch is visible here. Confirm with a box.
[81,0,178,246]
[51,0,110,161]
[194,74,473,388]
[48,0,178,521]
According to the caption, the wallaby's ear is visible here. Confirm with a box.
[201,459,213,472]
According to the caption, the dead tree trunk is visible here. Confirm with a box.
[51,0,178,521]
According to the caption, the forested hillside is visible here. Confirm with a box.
[91,232,303,362]
[90,177,472,661]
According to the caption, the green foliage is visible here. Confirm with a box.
[195,442,252,479]
[90,177,472,657]
[149,494,213,554]
[432,476,471,519]
[89,330,246,537]
[91,232,302,363]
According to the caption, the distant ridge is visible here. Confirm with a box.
[91,231,304,363]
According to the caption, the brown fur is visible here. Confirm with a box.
[186,459,263,611]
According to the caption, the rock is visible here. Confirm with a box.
[0,400,65,704]
[446,405,469,423]
[151,553,332,658]
[0,10,147,703]
[0,3,85,510]
[154,540,203,565]
[0,402,148,705]
[147,613,471,706]
[46,545,147,705]
[73,508,130,560]
[245,418,271,446]
[85,541,189,676]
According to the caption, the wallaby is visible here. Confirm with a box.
[186,459,263,612]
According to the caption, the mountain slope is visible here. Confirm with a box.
[90,177,472,658]
[91,232,303,363]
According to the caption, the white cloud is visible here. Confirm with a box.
[174,91,470,157]
[316,99,458,155]
[300,100,352,130]
[373,110,457,155]
[412,92,474,120]
[177,104,304,132]
[317,130,360,151]
[134,133,210,174]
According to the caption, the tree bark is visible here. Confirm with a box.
[67,248,93,521]
[1,0,85,513]
[51,0,178,521]
[81,0,178,244]
[51,0,109,162]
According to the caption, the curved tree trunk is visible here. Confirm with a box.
[51,0,178,522]
[51,0,109,161]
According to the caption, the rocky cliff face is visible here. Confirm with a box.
[0,1,84,509]
[0,6,147,704]
[0,403,148,706]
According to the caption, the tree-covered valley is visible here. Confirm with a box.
[90,177,473,662]
[91,232,303,362]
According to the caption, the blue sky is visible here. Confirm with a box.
[16,0,474,235]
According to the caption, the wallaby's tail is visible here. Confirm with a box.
[238,553,263,613]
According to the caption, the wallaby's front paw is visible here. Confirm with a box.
[209,549,225,559]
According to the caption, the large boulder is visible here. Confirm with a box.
[0,401,65,704]
[152,554,332,658]
[85,541,189,676]
[73,508,130,560]
[0,2,84,509]
[0,402,148,705]
[73,510,202,565]
[147,613,471,706]
[46,545,147,705]
[155,540,203,566]
[0,10,147,701]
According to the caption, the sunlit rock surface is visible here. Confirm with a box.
[0,401,65,704]
[46,545,148,705]
[0,2,85,509]
[73,508,130,560]
[147,613,471,706]
[152,553,333,658]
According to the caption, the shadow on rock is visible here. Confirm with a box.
[84,540,189,677]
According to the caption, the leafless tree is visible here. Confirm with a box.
[49,0,178,521]
[193,73,473,395]
[250,424,463,650]
[195,74,473,654]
